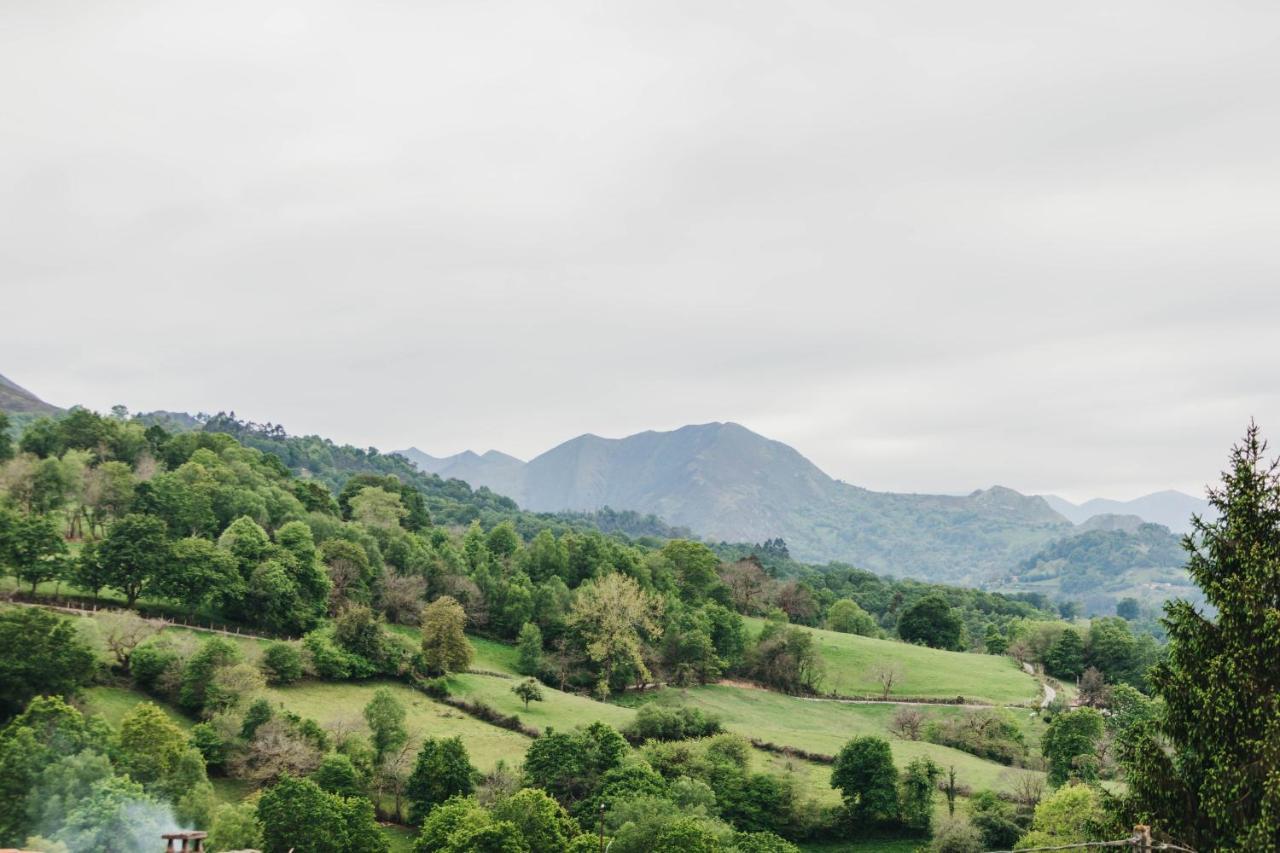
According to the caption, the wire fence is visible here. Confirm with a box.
[985,827,1197,853]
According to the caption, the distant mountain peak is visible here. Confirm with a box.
[1039,490,1211,534]
[0,372,63,415]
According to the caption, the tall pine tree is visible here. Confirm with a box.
[1122,424,1280,850]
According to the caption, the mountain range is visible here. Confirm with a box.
[401,422,1068,582]
[399,422,1208,583]
[1039,491,1210,535]
[0,371,1204,588]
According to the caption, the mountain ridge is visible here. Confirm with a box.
[0,372,63,415]
[1041,489,1211,534]
[399,421,1078,581]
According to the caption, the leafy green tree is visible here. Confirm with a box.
[337,793,390,853]
[569,573,662,696]
[0,696,111,841]
[322,538,375,609]
[983,625,1009,655]
[523,723,626,807]
[178,636,241,713]
[899,756,941,831]
[115,702,188,788]
[1043,629,1085,680]
[831,736,899,823]
[257,774,347,853]
[522,529,567,583]
[651,816,721,852]
[746,620,823,694]
[420,596,474,675]
[261,641,304,684]
[1115,597,1140,620]
[897,595,963,650]
[364,688,408,767]
[54,774,167,853]
[0,609,96,721]
[1085,617,1138,683]
[1041,708,1103,786]
[967,790,1021,849]
[95,513,170,606]
[1120,426,1280,850]
[350,487,408,531]
[406,736,476,823]
[413,796,488,852]
[1014,783,1108,849]
[512,678,544,711]
[661,605,724,686]
[826,598,877,635]
[208,801,264,852]
[154,536,241,615]
[490,787,578,851]
[240,698,274,739]
[515,622,543,676]
[660,540,723,603]
[313,752,364,798]
[2,512,68,593]
[27,749,115,842]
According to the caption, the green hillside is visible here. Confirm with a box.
[743,617,1040,704]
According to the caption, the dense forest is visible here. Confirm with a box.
[1,407,1272,852]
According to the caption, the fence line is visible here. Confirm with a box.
[2,597,291,642]
[986,826,1196,853]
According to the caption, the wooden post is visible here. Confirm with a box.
[1136,824,1152,852]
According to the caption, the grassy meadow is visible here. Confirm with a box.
[744,616,1039,704]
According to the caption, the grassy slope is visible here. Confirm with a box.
[745,617,1038,704]
[625,684,1041,795]
[70,612,1037,813]
[82,685,194,730]
[260,679,532,772]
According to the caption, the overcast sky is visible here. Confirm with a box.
[4,1,1279,502]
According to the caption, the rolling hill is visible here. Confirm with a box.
[401,422,1075,582]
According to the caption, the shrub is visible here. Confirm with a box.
[261,642,304,684]
[923,709,1026,765]
[623,704,723,743]
[130,640,183,697]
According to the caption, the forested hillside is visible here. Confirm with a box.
[994,522,1198,616]
[7,404,1268,852]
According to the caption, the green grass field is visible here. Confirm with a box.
[744,617,1039,704]
[260,679,533,771]
[82,685,195,730]
[624,683,1043,795]
[446,672,635,731]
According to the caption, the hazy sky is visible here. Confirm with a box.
[4,1,1279,502]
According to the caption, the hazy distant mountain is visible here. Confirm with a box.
[0,373,62,415]
[1041,490,1211,534]
[398,447,527,501]
[403,422,1074,582]
[1075,513,1147,534]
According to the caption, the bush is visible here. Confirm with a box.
[930,816,985,853]
[130,640,183,697]
[923,709,1026,766]
[261,642,304,684]
[623,704,723,743]
[303,629,376,680]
